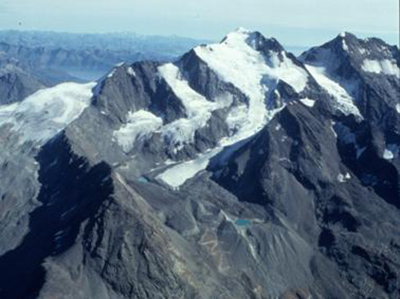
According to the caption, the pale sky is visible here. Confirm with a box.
[0,0,398,47]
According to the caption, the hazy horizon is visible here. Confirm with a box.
[0,0,398,47]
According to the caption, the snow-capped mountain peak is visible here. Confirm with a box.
[150,30,314,187]
[220,28,285,56]
[87,29,314,188]
[231,26,253,34]
[1,29,400,299]
[300,31,400,120]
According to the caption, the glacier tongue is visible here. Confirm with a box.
[157,147,221,189]
[157,103,286,189]
[157,29,310,188]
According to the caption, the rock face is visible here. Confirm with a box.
[0,29,399,299]
[0,63,45,104]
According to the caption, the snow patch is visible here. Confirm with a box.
[358,48,367,55]
[383,144,399,160]
[337,172,351,183]
[127,67,136,77]
[299,98,315,107]
[339,32,349,50]
[330,121,338,138]
[361,59,400,78]
[114,110,163,152]
[107,69,116,78]
[342,40,349,51]
[383,149,394,160]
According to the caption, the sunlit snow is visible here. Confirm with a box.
[114,110,163,152]
[383,144,399,160]
[299,98,315,107]
[305,65,362,118]
[113,63,233,154]
[0,82,95,144]
[157,147,221,189]
[127,67,136,77]
[337,172,351,183]
[158,63,229,147]
[361,59,400,78]
[383,149,394,160]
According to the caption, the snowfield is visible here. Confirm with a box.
[114,110,163,152]
[299,98,315,107]
[158,63,229,147]
[361,59,400,78]
[304,65,362,118]
[114,63,231,153]
[194,27,308,143]
[0,82,95,144]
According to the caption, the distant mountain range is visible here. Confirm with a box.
[0,28,399,298]
[0,31,209,103]
[0,30,211,54]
